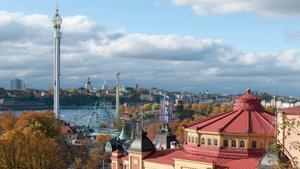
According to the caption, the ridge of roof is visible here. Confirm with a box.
[197,111,237,131]
[185,111,230,128]
[219,110,243,132]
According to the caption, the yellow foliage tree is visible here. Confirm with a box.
[0,111,66,169]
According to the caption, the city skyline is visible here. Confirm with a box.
[0,1,300,95]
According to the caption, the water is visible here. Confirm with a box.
[2,108,118,127]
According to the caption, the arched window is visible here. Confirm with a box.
[214,139,218,146]
[201,138,205,145]
[240,140,245,148]
[252,141,257,148]
[208,138,212,145]
[223,140,228,147]
[231,140,237,147]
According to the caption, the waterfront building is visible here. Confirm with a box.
[277,106,300,168]
[111,89,275,169]
[10,79,24,90]
[103,80,109,91]
[85,77,93,92]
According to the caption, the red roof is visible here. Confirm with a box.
[144,149,261,169]
[60,125,75,134]
[278,106,300,115]
[186,90,275,135]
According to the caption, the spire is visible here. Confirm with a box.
[118,120,130,140]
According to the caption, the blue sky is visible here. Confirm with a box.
[1,0,300,95]
[2,0,300,52]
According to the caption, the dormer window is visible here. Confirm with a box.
[252,141,256,148]
[231,140,236,147]
[201,138,205,145]
[207,138,211,145]
[223,140,228,147]
[214,139,218,146]
[240,140,245,148]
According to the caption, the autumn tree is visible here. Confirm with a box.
[152,103,160,111]
[145,122,159,140]
[183,103,192,110]
[95,135,111,144]
[0,111,67,169]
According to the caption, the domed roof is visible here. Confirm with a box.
[128,131,155,152]
[185,89,274,135]
[234,89,264,111]
[118,125,130,141]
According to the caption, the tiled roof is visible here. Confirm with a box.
[60,125,75,134]
[278,106,300,115]
[144,149,262,169]
[185,90,275,135]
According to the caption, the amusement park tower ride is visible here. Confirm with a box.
[115,72,120,114]
[52,8,62,119]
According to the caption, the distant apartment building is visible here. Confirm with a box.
[10,79,24,90]
[102,80,109,91]
[261,99,300,109]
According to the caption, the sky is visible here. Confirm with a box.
[1,0,300,95]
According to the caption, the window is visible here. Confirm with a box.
[252,141,256,148]
[240,140,245,148]
[214,139,218,146]
[201,138,205,145]
[188,136,191,142]
[231,140,236,147]
[208,138,211,145]
[192,137,194,143]
[194,137,198,144]
[223,140,228,147]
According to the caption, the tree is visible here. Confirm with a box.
[175,126,185,144]
[143,104,151,112]
[191,103,198,110]
[0,111,17,133]
[220,103,234,112]
[87,148,105,169]
[184,103,192,110]
[265,106,276,114]
[198,103,210,112]
[145,122,159,140]
[152,103,160,111]
[0,111,67,169]
[95,135,111,144]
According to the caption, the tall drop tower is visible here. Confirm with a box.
[52,9,62,119]
[115,72,120,114]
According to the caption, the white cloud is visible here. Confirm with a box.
[0,10,299,94]
[170,0,300,17]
